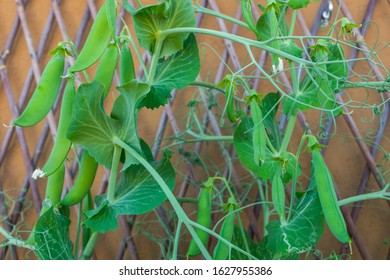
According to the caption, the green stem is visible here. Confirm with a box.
[107,145,122,204]
[147,35,165,84]
[186,130,233,142]
[279,114,297,153]
[171,219,182,260]
[193,4,249,29]
[74,201,83,259]
[257,179,269,235]
[289,60,299,94]
[0,226,35,250]
[236,211,250,254]
[288,10,297,36]
[338,191,390,206]
[287,134,310,221]
[340,80,390,90]
[81,232,99,260]
[160,27,307,64]
[113,136,212,259]
[189,81,226,94]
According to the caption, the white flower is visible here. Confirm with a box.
[32,168,45,180]
[272,57,284,74]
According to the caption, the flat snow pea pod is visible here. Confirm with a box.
[94,43,119,98]
[68,0,116,73]
[312,149,351,244]
[41,79,75,176]
[186,186,213,257]
[225,78,238,123]
[250,99,267,165]
[13,49,65,127]
[60,151,98,206]
[272,167,286,222]
[213,199,236,260]
[119,42,135,85]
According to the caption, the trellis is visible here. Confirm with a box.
[0,0,389,259]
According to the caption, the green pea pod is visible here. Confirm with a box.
[41,79,75,176]
[119,42,135,85]
[250,99,267,165]
[241,0,258,36]
[13,49,65,127]
[312,149,351,244]
[225,78,238,123]
[213,201,236,260]
[45,162,65,206]
[68,0,116,73]
[272,167,286,221]
[186,186,213,257]
[60,151,98,206]
[94,43,119,98]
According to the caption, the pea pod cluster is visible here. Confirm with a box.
[311,148,351,244]
[186,186,213,257]
[13,48,65,127]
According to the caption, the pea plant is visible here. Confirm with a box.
[1,0,390,260]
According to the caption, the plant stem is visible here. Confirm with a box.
[190,81,225,93]
[171,219,182,260]
[0,226,35,250]
[289,60,299,94]
[338,191,390,206]
[113,136,212,259]
[147,35,164,84]
[74,201,83,259]
[288,9,297,36]
[108,145,122,204]
[193,4,249,29]
[186,130,233,142]
[81,232,99,260]
[279,114,297,153]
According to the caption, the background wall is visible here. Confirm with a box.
[0,0,389,259]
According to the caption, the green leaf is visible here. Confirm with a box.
[266,191,324,257]
[33,206,73,260]
[233,117,261,174]
[113,153,175,215]
[257,236,299,260]
[230,225,259,260]
[234,115,299,181]
[260,92,282,149]
[287,0,311,9]
[139,33,200,109]
[131,0,196,58]
[279,39,303,59]
[67,81,121,168]
[112,81,150,167]
[83,153,175,233]
[326,43,348,91]
[83,198,118,233]
[255,3,281,67]
[259,152,301,183]
[283,40,345,116]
